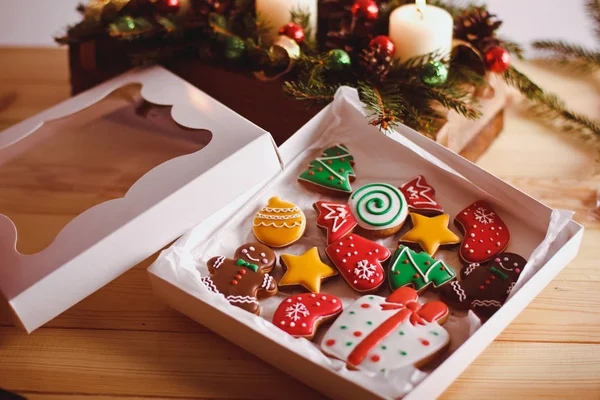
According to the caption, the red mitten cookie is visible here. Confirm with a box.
[314,201,357,244]
[202,243,278,314]
[325,234,391,293]
[399,175,443,215]
[273,293,343,339]
[454,200,510,264]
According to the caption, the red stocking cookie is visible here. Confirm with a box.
[202,242,278,314]
[321,287,450,372]
[273,293,343,339]
[399,175,443,215]
[314,201,357,244]
[325,235,391,293]
[454,200,510,264]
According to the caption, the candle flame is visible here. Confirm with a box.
[416,0,426,13]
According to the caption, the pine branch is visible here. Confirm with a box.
[283,81,338,102]
[425,86,481,120]
[358,82,402,130]
[502,66,600,143]
[500,38,525,60]
[532,40,600,69]
[587,0,600,40]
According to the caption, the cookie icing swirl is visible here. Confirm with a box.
[349,183,408,230]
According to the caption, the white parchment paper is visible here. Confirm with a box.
[153,89,571,399]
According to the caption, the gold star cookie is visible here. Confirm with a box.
[279,247,338,293]
[399,213,460,256]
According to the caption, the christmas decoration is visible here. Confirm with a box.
[224,36,246,60]
[298,144,355,193]
[369,35,395,57]
[55,1,599,145]
[351,0,379,21]
[420,61,449,87]
[484,46,510,73]
[279,22,305,43]
[327,49,351,71]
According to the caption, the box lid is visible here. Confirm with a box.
[0,66,283,332]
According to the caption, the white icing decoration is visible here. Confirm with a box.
[471,299,502,308]
[349,183,408,230]
[354,260,377,280]
[463,263,480,276]
[319,203,351,233]
[400,176,440,208]
[252,221,304,228]
[201,276,219,294]
[285,302,310,321]
[506,281,516,295]
[227,295,259,305]
[255,212,304,220]
[245,253,260,262]
[474,207,495,224]
[263,207,300,213]
[261,274,272,289]
[451,281,466,302]
[213,256,225,270]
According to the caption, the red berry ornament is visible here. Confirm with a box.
[351,0,379,20]
[369,35,395,57]
[485,46,511,73]
[155,0,180,13]
[279,22,305,43]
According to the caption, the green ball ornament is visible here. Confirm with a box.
[224,36,246,60]
[327,49,351,71]
[421,61,449,87]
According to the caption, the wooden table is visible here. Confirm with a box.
[0,47,599,400]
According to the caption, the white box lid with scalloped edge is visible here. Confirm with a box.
[0,66,283,333]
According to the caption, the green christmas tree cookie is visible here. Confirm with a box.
[298,144,356,195]
[389,245,456,293]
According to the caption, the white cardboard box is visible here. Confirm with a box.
[0,66,282,333]
[148,87,583,400]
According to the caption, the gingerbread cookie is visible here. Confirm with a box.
[388,245,456,293]
[454,200,510,264]
[298,144,356,195]
[273,293,343,339]
[399,175,443,215]
[349,183,408,237]
[321,287,450,372]
[252,196,306,248]
[314,201,357,244]
[325,234,391,293]
[279,247,338,293]
[202,243,278,314]
[440,252,526,320]
[399,213,461,256]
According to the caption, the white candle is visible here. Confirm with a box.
[389,0,453,61]
[255,0,317,43]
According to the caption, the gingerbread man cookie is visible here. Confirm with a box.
[454,200,510,264]
[279,247,338,293]
[252,196,306,248]
[439,252,526,320]
[273,293,343,339]
[325,234,391,293]
[298,144,356,195]
[349,183,408,237]
[321,287,450,373]
[388,245,456,293]
[314,201,357,244]
[202,243,278,314]
[399,175,443,215]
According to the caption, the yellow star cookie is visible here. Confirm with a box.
[279,247,338,293]
[399,213,460,256]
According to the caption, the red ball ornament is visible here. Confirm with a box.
[155,0,180,14]
[485,46,511,73]
[351,0,379,20]
[279,22,305,43]
[369,35,395,57]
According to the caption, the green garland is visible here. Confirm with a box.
[56,0,600,146]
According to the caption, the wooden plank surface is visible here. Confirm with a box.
[0,47,599,400]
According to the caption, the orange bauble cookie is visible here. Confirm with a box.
[252,197,306,247]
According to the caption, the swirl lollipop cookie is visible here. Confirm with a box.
[349,183,409,237]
